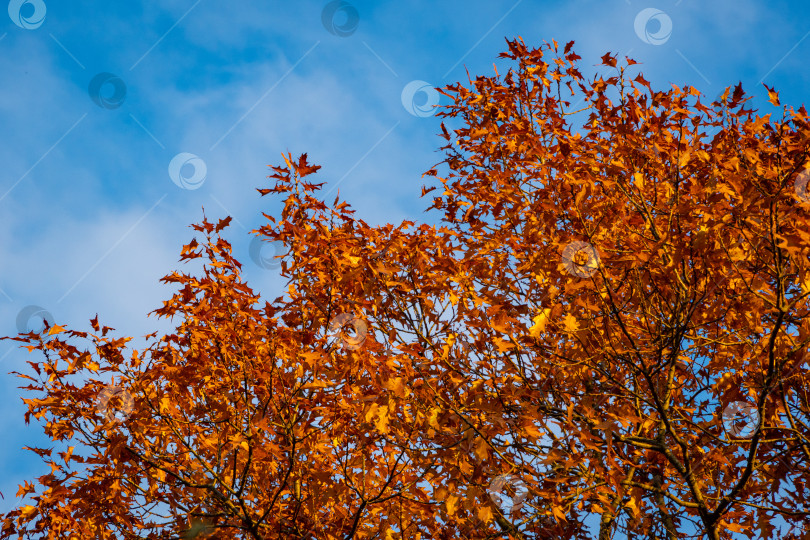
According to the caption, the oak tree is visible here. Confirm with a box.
[2,38,810,539]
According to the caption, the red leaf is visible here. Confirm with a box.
[215,216,233,233]
[601,52,617,68]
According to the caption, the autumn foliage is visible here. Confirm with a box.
[3,37,810,539]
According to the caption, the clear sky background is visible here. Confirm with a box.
[0,0,808,526]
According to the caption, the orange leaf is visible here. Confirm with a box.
[374,406,390,434]
[529,308,552,338]
[47,324,65,336]
[477,504,493,522]
[20,505,37,518]
[445,494,460,516]
[765,85,780,107]
[474,437,489,460]
[563,314,579,333]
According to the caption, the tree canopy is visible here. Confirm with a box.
[2,37,810,540]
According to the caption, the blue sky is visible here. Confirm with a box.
[1,0,809,530]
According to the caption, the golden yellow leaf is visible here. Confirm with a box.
[474,437,489,460]
[445,493,459,516]
[365,403,379,423]
[626,497,641,519]
[375,406,390,434]
[301,381,331,390]
[678,150,691,169]
[384,377,406,398]
[477,504,493,522]
[47,324,65,336]
[427,407,441,430]
[563,314,579,333]
[529,308,552,338]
